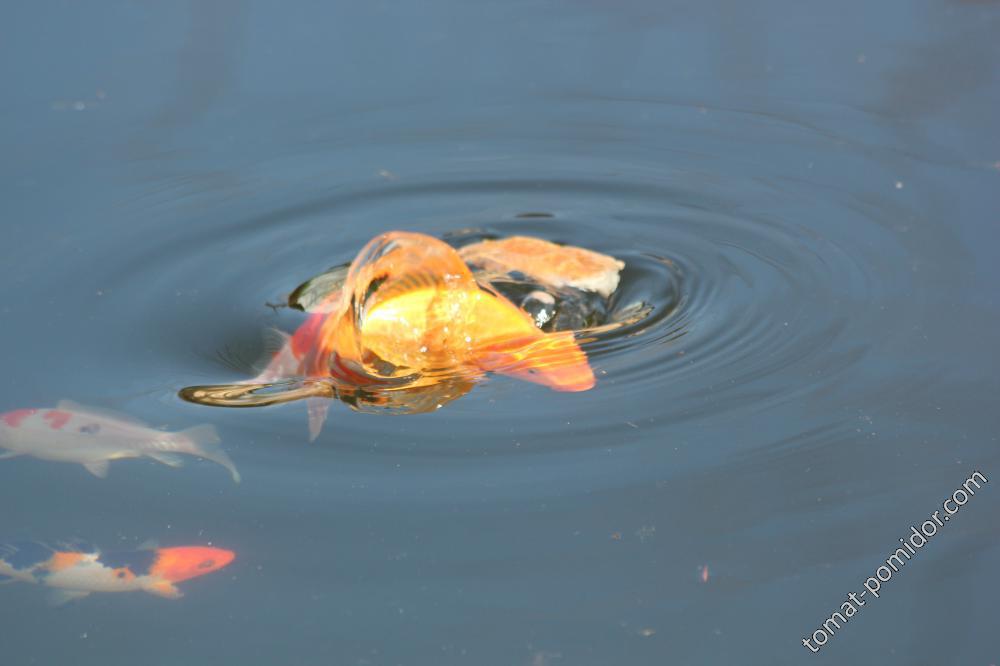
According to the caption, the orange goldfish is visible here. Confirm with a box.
[0,540,234,604]
[310,231,596,390]
[252,232,599,389]
[184,232,598,439]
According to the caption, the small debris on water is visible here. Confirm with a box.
[529,649,562,665]
[51,90,107,112]
[635,525,656,542]
[895,180,904,189]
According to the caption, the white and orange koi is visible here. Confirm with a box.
[0,401,239,482]
[0,541,234,604]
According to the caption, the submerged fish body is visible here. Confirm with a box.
[0,401,240,482]
[0,541,234,602]
[459,235,625,297]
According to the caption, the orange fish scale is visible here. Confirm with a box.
[47,551,85,572]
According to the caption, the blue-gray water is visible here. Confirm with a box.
[2,1,999,664]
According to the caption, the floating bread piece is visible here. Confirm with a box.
[459,236,625,297]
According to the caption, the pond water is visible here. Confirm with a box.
[2,1,999,664]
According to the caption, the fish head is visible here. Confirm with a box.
[149,546,235,583]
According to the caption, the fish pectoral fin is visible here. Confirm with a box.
[47,589,91,606]
[0,451,24,460]
[147,452,185,468]
[147,580,182,599]
[83,461,110,478]
[476,332,596,392]
[306,398,329,442]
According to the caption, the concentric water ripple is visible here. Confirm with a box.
[112,188,883,459]
[77,96,926,487]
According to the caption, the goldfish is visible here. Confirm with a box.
[0,540,234,604]
[0,401,240,482]
[310,232,596,387]
[182,232,602,439]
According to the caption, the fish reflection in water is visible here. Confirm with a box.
[0,401,240,482]
[181,231,627,439]
[0,540,235,604]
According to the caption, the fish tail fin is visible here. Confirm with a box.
[177,425,241,484]
[477,332,596,392]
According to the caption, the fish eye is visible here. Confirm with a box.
[197,559,215,569]
[79,423,101,434]
[116,570,127,579]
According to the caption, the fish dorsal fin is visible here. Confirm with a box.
[47,589,91,606]
[83,461,110,478]
[56,400,149,426]
[288,263,349,313]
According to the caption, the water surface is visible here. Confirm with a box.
[2,1,999,664]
